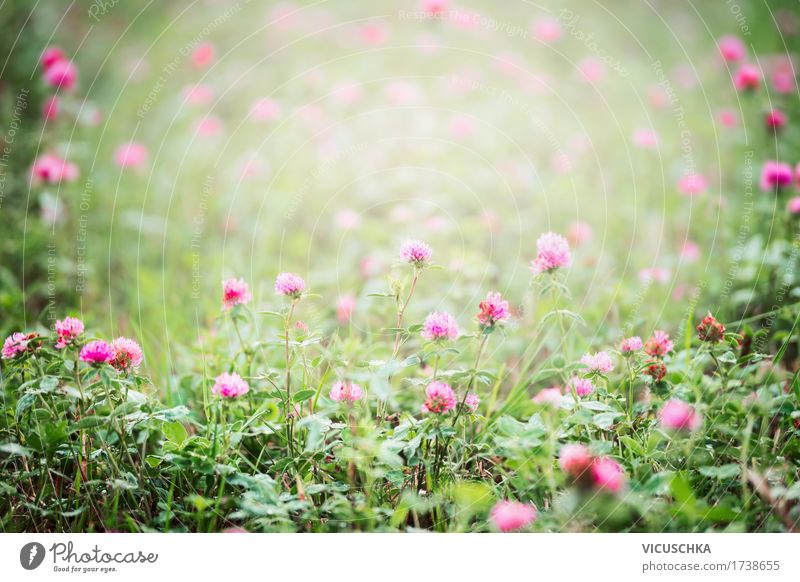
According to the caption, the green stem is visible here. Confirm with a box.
[231,316,253,376]
[741,416,754,511]
[393,268,420,357]
[452,333,489,426]
[285,299,298,456]
[626,357,636,419]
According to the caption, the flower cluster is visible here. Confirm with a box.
[759,161,793,192]
[677,173,708,196]
[110,337,144,372]
[733,63,761,91]
[222,278,253,310]
[533,387,563,407]
[421,381,457,414]
[568,376,594,398]
[489,501,537,532]
[463,393,480,413]
[337,294,356,323]
[55,317,85,349]
[559,445,626,493]
[558,444,592,477]
[2,332,39,360]
[477,292,510,329]
[591,457,626,493]
[645,359,667,382]
[212,372,250,398]
[765,109,787,132]
[644,330,673,358]
[80,340,115,365]
[696,313,725,343]
[329,381,364,404]
[580,351,614,374]
[421,311,459,342]
[530,232,571,274]
[275,272,306,298]
[115,142,148,169]
[620,336,643,354]
[3,316,143,376]
[41,46,77,91]
[718,35,745,62]
[641,330,673,382]
[400,239,432,266]
[31,153,79,185]
[659,400,701,432]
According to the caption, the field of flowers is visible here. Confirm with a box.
[1,0,799,533]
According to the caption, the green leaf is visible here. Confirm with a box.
[452,481,493,518]
[298,415,332,453]
[44,422,68,448]
[110,401,140,418]
[163,421,188,445]
[40,376,59,392]
[698,464,740,480]
[99,369,113,387]
[581,400,614,412]
[15,393,36,420]
[152,406,191,421]
[641,471,674,495]
[542,309,585,324]
[71,416,106,431]
[496,415,526,437]
[702,504,738,523]
[592,411,622,429]
[619,435,645,456]
[400,355,421,368]
[0,442,31,457]
[292,389,316,402]
[670,472,696,505]
[145,456,163,468]
[257,310,285,319]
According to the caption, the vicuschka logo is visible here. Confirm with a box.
[20,542,46,570]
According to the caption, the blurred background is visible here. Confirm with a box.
[2,0,798,387]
